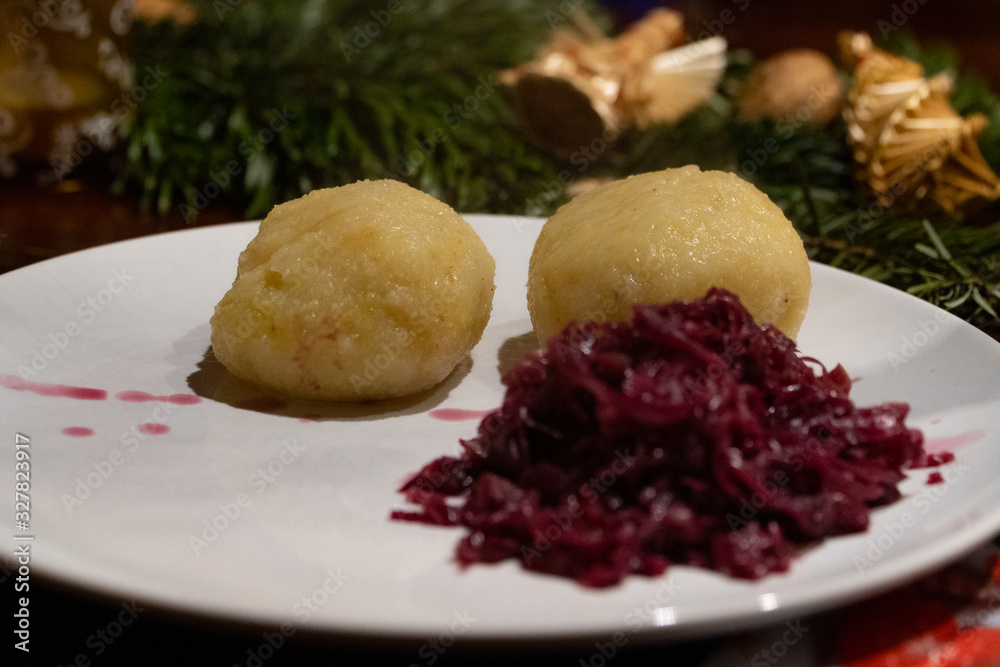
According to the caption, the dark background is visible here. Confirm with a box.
[5,0,1000,277]
[4,1,999,665]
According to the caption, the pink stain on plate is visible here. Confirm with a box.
[429,408,493,422]
[924,429,986,454]
[2,377,200,438]
[0,376,205,406]
[117,390,202,405]
[0,374,107,400]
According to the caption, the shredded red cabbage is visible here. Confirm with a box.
[392,288,930,587]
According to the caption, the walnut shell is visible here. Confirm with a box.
[739,49,842,125]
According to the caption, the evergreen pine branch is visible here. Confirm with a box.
[115,9,1000,332]
[116,0,590,219]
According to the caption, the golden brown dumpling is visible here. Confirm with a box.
[527,166,811,342]
[211,180,496,400]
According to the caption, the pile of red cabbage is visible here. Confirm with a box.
[392,288,939,587]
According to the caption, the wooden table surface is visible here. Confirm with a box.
[0,176,238,275]
[3,2,999,665]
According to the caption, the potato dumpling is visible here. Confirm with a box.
[527,166,811,342]
[210,180,496,400]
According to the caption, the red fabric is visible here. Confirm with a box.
[838,551,1000,667]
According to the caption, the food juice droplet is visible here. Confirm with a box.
[924,429,986,454]
[117,390,202,404]
[429,408,493,421]
[1,374,107,400]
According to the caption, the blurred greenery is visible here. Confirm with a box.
[117,0,592,218]
[118,7,1000,329]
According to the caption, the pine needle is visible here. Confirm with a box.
[116,0,588,219]
[116,14,1000,333]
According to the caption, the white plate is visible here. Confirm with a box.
[2,215,999,644]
